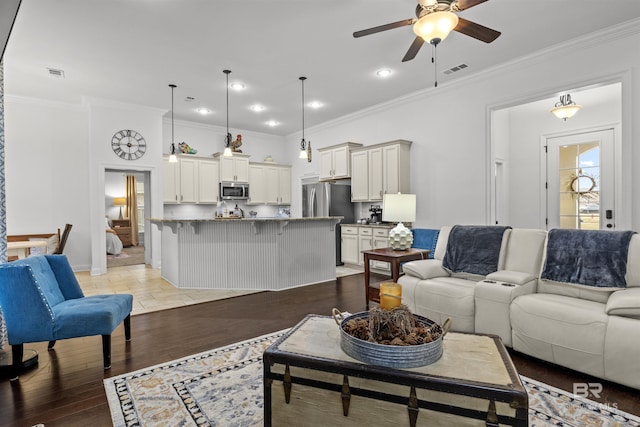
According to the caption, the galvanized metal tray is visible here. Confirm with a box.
[332,309,451,369]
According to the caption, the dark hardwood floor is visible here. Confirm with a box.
[1,273,638,426]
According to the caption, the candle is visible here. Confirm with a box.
[379,282,402,310]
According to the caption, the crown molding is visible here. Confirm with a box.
[163,116,285,142]
[82,96,166,115]
[5,94,87,111]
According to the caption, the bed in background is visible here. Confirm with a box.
[106,218,123,255]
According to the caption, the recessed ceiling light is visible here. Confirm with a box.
[375,68,393,78]
[250,104,265,112]
[266,120,279,127]
[196,108,211,115]
[309,101,323,109]
[229,82,245,90]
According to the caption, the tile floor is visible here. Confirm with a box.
[76,264,364,316]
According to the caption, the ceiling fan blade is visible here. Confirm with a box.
[455,0,489,11]
[454,17,501,43]
[402,37,425,62]
[353,18,414,38]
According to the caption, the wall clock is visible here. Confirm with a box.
[111,129,146,160]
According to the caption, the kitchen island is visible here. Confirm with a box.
[150,217,342,290]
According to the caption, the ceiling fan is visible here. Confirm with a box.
[353,0,501,63]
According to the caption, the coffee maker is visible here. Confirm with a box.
[369,205,383,224]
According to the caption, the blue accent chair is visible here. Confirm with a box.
[411,228,440,259]
[0,255,132,380]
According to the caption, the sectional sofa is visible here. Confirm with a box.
[398,225,640,390]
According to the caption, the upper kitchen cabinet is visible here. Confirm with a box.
[248,163,291,205]
[350,140,412,202]
[197,159,220,204]
[318,142,362,181]
[214,153,250,182]
[163,155,220,204]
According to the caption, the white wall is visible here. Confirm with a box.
[5,97,91,269]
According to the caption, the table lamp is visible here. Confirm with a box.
[382,193,416,250]
[113,197,126,220]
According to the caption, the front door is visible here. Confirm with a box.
[546,129,615,230]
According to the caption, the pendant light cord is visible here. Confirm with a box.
[169,84,176,154]
[224,70,231,146]
[300,76,306,146]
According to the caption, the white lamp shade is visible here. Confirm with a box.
[550,104,582,120]
[413,11,459,43]
[382,193,416,223]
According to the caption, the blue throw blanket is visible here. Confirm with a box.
[541,229,635,288]
[442,225,510,276]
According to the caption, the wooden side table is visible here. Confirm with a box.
[112,219,132,247]
[362,247,430,309]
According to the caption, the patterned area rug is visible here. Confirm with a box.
[104,331,640,427]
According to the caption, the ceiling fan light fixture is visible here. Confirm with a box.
[550,94,582,121]
[413,11,459,43]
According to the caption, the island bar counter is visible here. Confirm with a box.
[150,217,342,290]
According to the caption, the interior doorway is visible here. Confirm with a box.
[105,169,150,267]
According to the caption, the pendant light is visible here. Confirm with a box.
[168,84,178,163]
[550,93,582,121]
[298,76,311,162]
[223,69,233,156]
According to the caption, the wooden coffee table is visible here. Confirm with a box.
[263,315,528,426]
[362,247,430,309]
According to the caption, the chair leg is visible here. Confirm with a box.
[124,314,131,341]
[102,334,111,370]
[48,340,56,350]
[10,344,23,381]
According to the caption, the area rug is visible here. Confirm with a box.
[104,331,640,427]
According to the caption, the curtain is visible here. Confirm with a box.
[125,176,139,246]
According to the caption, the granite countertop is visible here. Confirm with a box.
[149,216,343,223]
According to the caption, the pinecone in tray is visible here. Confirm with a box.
[342,305,442,346]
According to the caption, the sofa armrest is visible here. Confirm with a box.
[402,259,450,280]
[606,288,640,319]
[486,270,537,286]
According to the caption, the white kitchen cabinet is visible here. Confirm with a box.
[371,228,390,271]
[163,156,180,203]
[350,150,369,202]
[216,153,250,182]
[347,140,412,202]
[277,166,292,205]
[358,227,373,266]
[368,147,384,201]
[178,157,198,203]
[248,163,291,205]
[318,142,362,180]
[340,226,359,265]
[197,159,220,203]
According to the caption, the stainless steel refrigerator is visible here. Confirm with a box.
[302,181,355,266]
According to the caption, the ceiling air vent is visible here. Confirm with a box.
[47,68,65,78]
[184,96,195,102]
[442,63,469,75]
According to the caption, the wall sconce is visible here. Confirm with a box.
[550,94,582,121]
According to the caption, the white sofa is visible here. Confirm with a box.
[399,225,640,390]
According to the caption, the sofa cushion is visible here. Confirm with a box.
[501,228,547,276]
[433,226,452,260]
[605,288,640,319]
[486,270,536,286]
[410,276,476,332]
[626,234,640,288]
[51,294,133,339]
[511,293,608,378]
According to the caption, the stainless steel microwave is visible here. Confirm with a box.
[220,182,249,200]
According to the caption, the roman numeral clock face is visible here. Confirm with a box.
[111,129,147,160]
